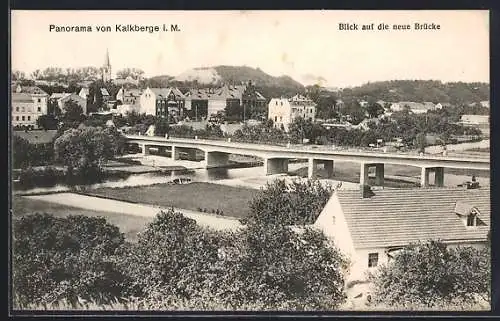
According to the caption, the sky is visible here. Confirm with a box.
[11,10,489,88]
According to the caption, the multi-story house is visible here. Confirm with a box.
[11,85,48,128]
[139,87,186,120]
[268,94,317,131]
[184,82,266,121]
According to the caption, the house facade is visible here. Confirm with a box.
[268,94,317,131]
[12,85,48,128]
[184,84,266,121]
[139,87,186,120]
[116,88,143,106]
[313,187,490,282]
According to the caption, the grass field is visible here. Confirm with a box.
[12,196,154,242]
[86,182,259,219]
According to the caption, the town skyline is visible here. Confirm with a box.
[12,10,489,88]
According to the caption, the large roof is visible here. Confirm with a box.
[150,87,185,99]
[12,92,34,103]
[13,85,48,96]
[337,187,490,249]
[185,85,254,101]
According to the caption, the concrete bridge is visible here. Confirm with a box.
[125,135,490,188]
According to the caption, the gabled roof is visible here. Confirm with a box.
[59,93,86,103]
[119,88,143,98]
[100,88,110,96]
[15,86,48,96]
[79,88,90,95]
[150,87,185,99]
[336,187,490,249]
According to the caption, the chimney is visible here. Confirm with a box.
[360,184,374,198]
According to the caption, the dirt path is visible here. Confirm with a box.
[24,193,243,232]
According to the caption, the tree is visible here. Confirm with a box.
[234,223,348,310]
[243,179,334,226]
[416,132,427,152]
[154,118,170,137]
[370,240,490,308]
[366,103,384,119]
[13,213,128,308]
[54,126,123,172]
[12,70,26,81]
[288,116,314,144]
[61,99,85,128]
[12,136,31,168]
[121,209,227,304]
[115,68,145,80]
[37,114,59,130]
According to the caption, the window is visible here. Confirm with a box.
[274,116,277,122]
[467,213,476,226]
[368,253,379,268]
[37,98,41,103]
[15,107,19,112]
[280,116,282,122]
[281,102,283,106]
[27,116,31,121]
[22,116,25,121]
[275,101,278,105]
[16,116,19,121]
[37,107,41,112]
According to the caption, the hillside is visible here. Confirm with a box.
[174,65,304,91]
[341,80,490,105]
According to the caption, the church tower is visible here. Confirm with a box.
[102,49,112,82]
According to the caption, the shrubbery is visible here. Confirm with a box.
[369,240,490,308]
[243,179,334,225]
[13,213,128,308]
[13,208,349,310]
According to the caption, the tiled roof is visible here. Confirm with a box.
[120,89,143,97]
[14,86,48,96]
[186,85,246,101]
[12,92,34,103]
[337,187,490,249]
[150,87,185,99]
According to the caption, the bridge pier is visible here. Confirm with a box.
[205,151,230,169]
[141,144,150,156]
[421,167,444,187]
[171,146,179,160]
[308,158,334,179]
[264,158,289,175]
[360,163,385,187]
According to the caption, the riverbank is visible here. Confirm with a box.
[85,182,258,219]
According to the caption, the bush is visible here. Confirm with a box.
[17,166,64,190]
[120,209,226,301]
[12,213,128,308]
[369,240,490,308]
[243,179,334,225]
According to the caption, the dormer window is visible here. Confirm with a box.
[466,207,480,226]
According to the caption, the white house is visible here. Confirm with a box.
[12,85,48,128]
[268,94,317,131]
[390,101,436,114]
[313,187,490,282]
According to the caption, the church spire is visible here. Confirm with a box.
[104,48,111,68]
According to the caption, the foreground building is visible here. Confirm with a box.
[314,187,490,282]
[268,94,317,131]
